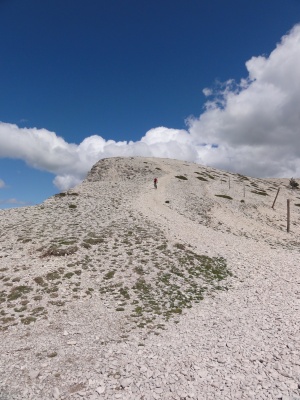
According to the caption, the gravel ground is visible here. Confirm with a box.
[1,157,300,400]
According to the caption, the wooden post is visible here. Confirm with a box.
[287,199,290,233]
[272,188,280,209]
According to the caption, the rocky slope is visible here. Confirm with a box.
[0,157,300,400]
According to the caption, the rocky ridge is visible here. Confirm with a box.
[0,157,300,400]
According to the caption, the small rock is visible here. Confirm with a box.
[120,377,132,387]
[53,387,60,399]
[67,340,77,345]
[96,386,105,394]
[29,370,40,380]
[146,370,153,379]
[63,330,69,336]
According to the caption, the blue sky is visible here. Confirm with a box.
[1,0,300,208]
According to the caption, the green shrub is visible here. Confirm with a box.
[215,195,233,200]
[290,178,299,189]
[175,176,188,180]
[251,190,268,196]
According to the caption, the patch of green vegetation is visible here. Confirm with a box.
[175,175,188,180]
[49,300,65,306]
[22,238,32,243]
[34,276,47,286]
[31,307,46,316]
[8,285,32,301]
[237,174,249,181]
[64,272,74,279]
[55,192,66,197]
[156,244,167,251]
[251,190,268,196]
[1,316,15,324]
[116,307,125,311]
[196,176,208,181]
[215,194,233,200]
[83,237,104,245]
[46,271,61,281]
[42,245,78,257]
[44,286,59,294]
[119,287,130,299]
[54,238,77,245]
[104,270,115,280]
[134,266,144,275]
[21,316,36,325]
[14,306,27,313]
[47,352,58,358]
[69,204,77,209]
[174,243,185,250]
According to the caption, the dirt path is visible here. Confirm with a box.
[134,167,230,258]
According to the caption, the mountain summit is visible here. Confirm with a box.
[1,157,300,399]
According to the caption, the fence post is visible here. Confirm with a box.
[287,199,290,232]
[272,188,280,209]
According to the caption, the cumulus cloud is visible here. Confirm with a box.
[1,24,300,189]
[188,24,300,177]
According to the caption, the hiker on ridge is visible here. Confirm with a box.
[154,177,158,189]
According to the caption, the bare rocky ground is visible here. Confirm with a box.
[0,156,300,400]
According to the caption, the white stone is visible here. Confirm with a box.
[120,377,132,387]
[53,387,60,399]
[29,370,40,380]
[96,386,106,394]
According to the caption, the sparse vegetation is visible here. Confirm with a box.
[290,178,299,189]
[8,286,32,301]
[104,270,115,280]
[175,175,188,180]
[42,245,78,257]
[215,195,233,200]
[251,190,268,196]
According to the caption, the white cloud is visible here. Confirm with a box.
[1,24,300,189]
[0,179,5,188]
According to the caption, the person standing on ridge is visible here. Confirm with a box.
[154,177,158,189]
